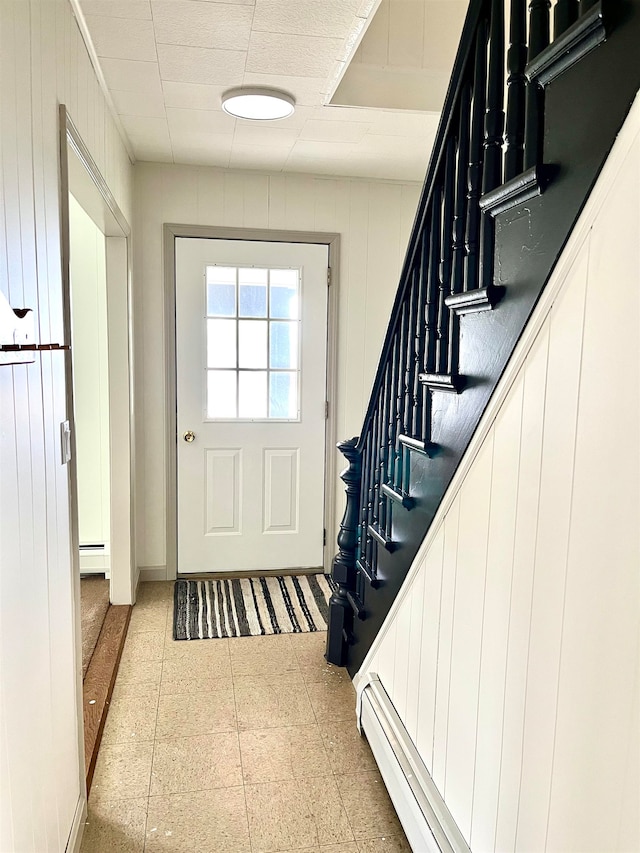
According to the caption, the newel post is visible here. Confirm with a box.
[325,437,361,667]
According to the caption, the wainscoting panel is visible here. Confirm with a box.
[359,103,640,852]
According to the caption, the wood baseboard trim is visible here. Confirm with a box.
[83,604,131,793]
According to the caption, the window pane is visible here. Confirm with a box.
[239,371,267,418]
[239,268,267,286]
[239,283,267,317]
[270,269,299,319]
[206,267,236,317]
[207,370,236,418]
[239,320,267,369]
[270,321,298,369]
[207,319,236,368]
[269,372,297,418]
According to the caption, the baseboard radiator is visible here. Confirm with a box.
[357,676,470,853]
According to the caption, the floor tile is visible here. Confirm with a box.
[239,724,330,783]
[306,681,356,722]
[128,603,169,633]
[356,836,411,852]
[163,635,231,659]
[115,659,163,686]
[321,845,360,853]
[137,582,174,605]
[80,797,147,853]
[150,731,242,795]
[245,777,354,852]
[101,682,159,744]
[318,720,377,774]
[160,651,232,693]
[90,741,154,803]
[336,772,403,840]
[120,630,165,665]
[234,673,315,730]
[145,787,250,852]
[155,689,237,739]
[290,633,349,685]
[229,633,299,677]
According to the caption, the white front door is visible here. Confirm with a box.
[175,238,329,574]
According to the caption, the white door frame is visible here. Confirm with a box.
[59,108,137,814]
[164,224,340,580]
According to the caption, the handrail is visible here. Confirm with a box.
[356,0,488,452]
[326,0,611,668]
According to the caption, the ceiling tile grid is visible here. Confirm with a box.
[80,0,465,181]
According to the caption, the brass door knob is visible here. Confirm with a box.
[183,430,196,443]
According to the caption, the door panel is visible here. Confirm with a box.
[176,238,329,573]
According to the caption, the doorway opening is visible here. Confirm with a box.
[59,105,136,791]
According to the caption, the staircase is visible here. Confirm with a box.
[327,0,640,676]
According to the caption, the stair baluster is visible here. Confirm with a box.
[480,0,505,291]
[524,0,551,170]
[464,20,489,293]
[504,0,528,180]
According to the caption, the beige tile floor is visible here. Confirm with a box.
[81,582,411,853]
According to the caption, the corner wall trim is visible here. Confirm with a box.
[65,795,87,853]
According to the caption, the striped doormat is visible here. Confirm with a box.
[173,574,334,640]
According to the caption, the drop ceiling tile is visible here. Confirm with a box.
[81,0,152,20]
[172,139,233,167]
[289,139,357,160]
[169,130,235,154]
[120,114,171,139]
[246,32,342,78]
[152,1,253,50]
[233,123,300,147]
[131,140,174,162]
[300,119,370,143]
[166,107,235,136]
[157,43,246,85]
[251,0,361,38]
[162,82,225,110]
[111,88,166,117]
[241,74,328,107]
[229,143,292,171]
[83,15,157,61]
[367,111,440,137]
[100,58,163,94]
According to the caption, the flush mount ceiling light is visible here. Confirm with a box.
[221,87,295,121]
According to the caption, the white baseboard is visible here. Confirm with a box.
[357,675,470,853]
[65,795,87,853]
[139,565,168,582]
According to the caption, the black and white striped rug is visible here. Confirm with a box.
[173,574,334,640]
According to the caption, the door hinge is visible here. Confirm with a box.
[324,400,329,419]
[323,528,327,546]
[327,268,332,286]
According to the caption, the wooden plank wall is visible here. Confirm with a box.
[363,110,640,852]
[133,164,420,575]
[0,1,132,850]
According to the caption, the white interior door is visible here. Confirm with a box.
[176,238,329,573]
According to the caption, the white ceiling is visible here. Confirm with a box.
[79,0,467,181]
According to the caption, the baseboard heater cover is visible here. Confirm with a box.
[357,676,470,853]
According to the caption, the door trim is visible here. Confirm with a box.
[164,224,340,580]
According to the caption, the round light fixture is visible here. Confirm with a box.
[221,87,295,121]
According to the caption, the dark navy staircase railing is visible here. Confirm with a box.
[327,0,639,673]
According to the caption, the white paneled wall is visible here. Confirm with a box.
[133,164,420,574]
[0,1,132,850]
[361,104,640,852]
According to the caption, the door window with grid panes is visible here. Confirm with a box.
[206,265,300,420]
